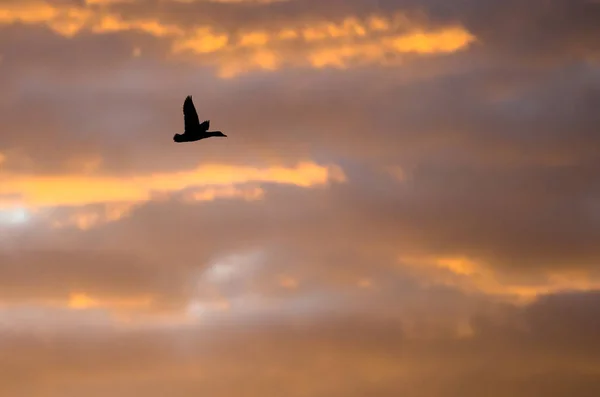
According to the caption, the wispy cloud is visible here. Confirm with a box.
[0,2,476,76]
[0,161,345,208]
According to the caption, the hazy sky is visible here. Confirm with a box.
[1,0,600,395]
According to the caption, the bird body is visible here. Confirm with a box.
[173,96,227,143]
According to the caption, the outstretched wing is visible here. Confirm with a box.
[183,95,200,132]
[199,120,210,131]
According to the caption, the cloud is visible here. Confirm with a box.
[0,1,476,77]
[1,290,600,397]
[1,0,600,395]
[0,161,345,208]
[1,171,598,322]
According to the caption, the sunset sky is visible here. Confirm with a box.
[1,0,600,395]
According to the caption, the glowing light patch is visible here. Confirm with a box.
[0,207,29,224]
[186,300,231,318]
[204,250,266,283]
[185,250,267,320]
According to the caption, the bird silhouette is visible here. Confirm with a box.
[173,96,227,143]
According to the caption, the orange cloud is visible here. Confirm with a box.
[389,27,476,54]
[0,3,58,25]
[181,19,476,77]
[0,2,93,37]
[0,291,156,318]
[48,202,137,230]
[44,185,265,230]
[84,0,138,4]
[91,14,184,37]
[400,254,600,303]
[278,275,299,289]
[0,162,345,209]
[239,31,271,47]
[184,185,265,202]
[0,3,476,76]
[357,278,373,289]
[68,292,153,310]
[171,27,229,53]
[435,257,478,276]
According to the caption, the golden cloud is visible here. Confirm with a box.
[0,161,345,209]
[171,26,229,53]
[48,202,138,230]
[91,14,184,37]
[176,19,476,77]
[277,275,299,289]
[43,185,264,230]
[183,185,265,202]
[68,292,153,310]
[389,27,476,54]
[400,254,600,303]
[0,2,476,76]
[0,291,188,326]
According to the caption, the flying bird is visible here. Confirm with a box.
[173,95,227,143]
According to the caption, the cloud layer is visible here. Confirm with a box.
[1,0,600,395]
